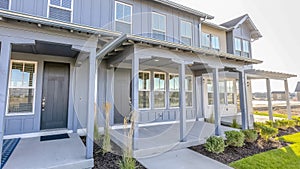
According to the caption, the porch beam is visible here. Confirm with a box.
[0,40,12,166]
[212,68,221,136]
[239,70,249,130]
[266,78,274,121]
[132,52,139,150]
[284,79,292,120]
[86,48,97,159]
[179,63,186,142]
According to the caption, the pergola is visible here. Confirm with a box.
[246,69,297,120]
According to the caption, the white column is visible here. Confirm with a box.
[86,49,97,159]
[239,71,248,130]
[106,69,115,125]
[0,41,11,165]
[132,53,139,150]
[266,78,273,121]
[212,68,221,136]
[179,63,186,141]
[284,79,292,120]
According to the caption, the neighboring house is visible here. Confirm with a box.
[272,91,288,101]
[253,92,267,100]
[0,0,296,168]
[295,82,300,101]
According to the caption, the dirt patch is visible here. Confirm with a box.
[277,126,300,137]
[81,137,146,169]
[189,137,288,165]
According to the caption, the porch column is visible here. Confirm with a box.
[239,70,249,130]
[212,68,221,136]
[0,41,11,166]
[266,78,274,121]
[179,63,186,142]
[196,76,205,121]
[86,49,97,159]
[106,69,115,125]
[284,79,292,120]
[132,53,139,150]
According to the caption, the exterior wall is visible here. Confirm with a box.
[201,24,227,53]
[4,52,76,135]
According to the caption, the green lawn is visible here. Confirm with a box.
[253,111,288,118]
[229,133,300,169]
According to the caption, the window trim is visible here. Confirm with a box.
[153,72,166,109]
[152,12,167,41]
[169,73,179,109]
[210,35,220,51]
[138,71,151,110]
[180,20,193,46]
[201,32,211,48]
[47,0,74,23]
[6,60,38,116]
[114,1,133,34]
[201,32,220,51]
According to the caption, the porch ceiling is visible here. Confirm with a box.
[12,41,80,58]
[245,69,297,80]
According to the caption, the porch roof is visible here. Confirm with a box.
[245,69,297,80]
[0,9,263,65]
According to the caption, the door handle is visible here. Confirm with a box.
[42,97,46,111]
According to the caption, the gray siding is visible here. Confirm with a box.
[9,0,201,47]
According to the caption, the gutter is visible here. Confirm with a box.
[96,34,127,60]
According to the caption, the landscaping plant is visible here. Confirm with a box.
[225,131,245,147]
[292,116,300,126]
[254,122,264,131]
[231,119,240,129]
[260,125,278,141]
[102,103,112,154]
[204,136,225,154]
[242,129,258,143]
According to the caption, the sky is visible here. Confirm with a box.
[173,0,300,93]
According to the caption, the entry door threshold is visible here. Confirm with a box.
[3,129,73,140]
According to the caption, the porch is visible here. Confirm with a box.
[111,121,237,158]
[3,133,93,169]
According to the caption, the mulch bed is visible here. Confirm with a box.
[81,137,146,169]
[189,126,300,165]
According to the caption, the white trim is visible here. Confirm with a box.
[138,71,151,110]
[47,0,74,23]
[3,129,73,139]
[6,60,38,116]
[152,12,167,40]
[153,72,167,109]
[114,1,133,34]
[8,0,11,10]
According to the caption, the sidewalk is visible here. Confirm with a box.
[137,148,232,169]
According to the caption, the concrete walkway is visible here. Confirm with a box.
[137,148,232,169]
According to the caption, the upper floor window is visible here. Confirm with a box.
[7,60,37,116]
[180,20,192,46]
[242,40,250,57]
[48,0,73,22]
[234,38,250,57]
[0,0,9,9]
[115,1,132,34]
[201,33,220,51]
[152,12,166,41]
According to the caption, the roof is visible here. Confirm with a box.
[221,14,262,40]
[202,21,229,31]
[245,69,297,80]
[0,9,262,65]
[295,82,300,92]
[151,0,214,19]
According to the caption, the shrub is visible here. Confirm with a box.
[292,117,300,126]
[260,125,278,140]
[231,119,240,129]
[205,136,225,154]
[254,122,265,131]
[225,131,245,147]
[242,129,258,143]
[119,156,136,169]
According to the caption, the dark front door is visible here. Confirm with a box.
[41,62,70,130]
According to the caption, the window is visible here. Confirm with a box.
[227,81,235,104]
[185,76,193,107]
[169,74,179,107]
[201,32,210,49]
[154,72,166,108]
[219,81,226,104]
[234,38,242,56]
[211,35,220,51]
[152,12,166,41]
[180,20,192,46]
[207,80,214,105]
[207,79,236,105]
[242,40,250,57]
[138,72,150,109]
[0,0,9,9]
[115,1,132,34]
[48,0,73,22]
[7,61,37,115]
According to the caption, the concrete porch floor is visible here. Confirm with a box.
[111,121,237,158]
[3,133,93,169]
